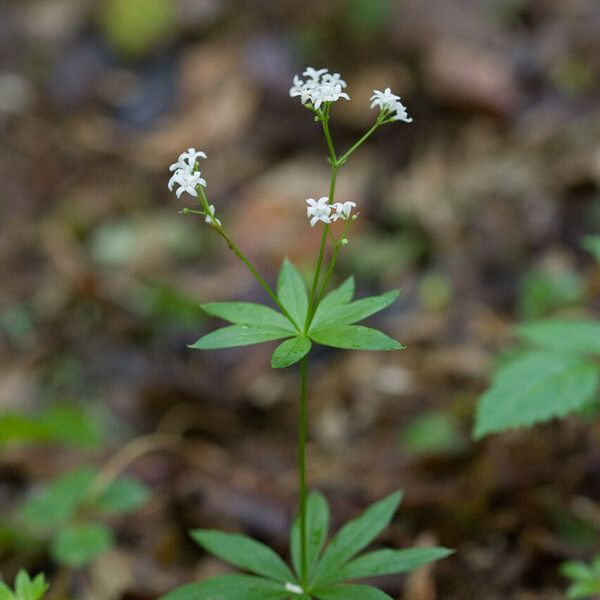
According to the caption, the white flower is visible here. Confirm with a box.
[370,87,400,110]
[290,67,350,108]
[204,204,221,227]
[306,196,332,227]
[370,88,413,122]
[169,147,207,172]
[168,168,206,198]
[285,583,303,595]
[331,201,357,221]
[389,100,413,122]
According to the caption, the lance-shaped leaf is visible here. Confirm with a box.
[310,277,355,329]
[517,320,600,356]
[190,325,292,350]
[310,325,404,351]
[190,529,295,583]
[337,547,454,581]
[277,260,309,328]
[314,583,394,600]
[290,491,330,579]
[272,337,312,368]
[202,302,297,333]
[311,491,403,587]
[311,290,400,331]
[474,351,600,438]
[159,575,288,600]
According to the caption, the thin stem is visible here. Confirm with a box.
[298,357,308,587]
[337,120,381,165]
[197,188,301,332]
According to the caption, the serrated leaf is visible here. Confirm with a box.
[190,325,292,350]
[582,235,600,263]
[518,320,600,356]
[310,325,404,351]
[272,337,312,368]
[314,583,394,600]
[190,529,295,584]
[310,290,399,331]
[474,351,600,438]
[22,467,96,526]
[95,476,150,514]
[159,574,287,600]
[290,491,330,579]
[311,491,403,587]
[277,260,309,328]
[337,547,453,581]
[310,277,355,329]
[202,302,297,333]
[51,523,113,568]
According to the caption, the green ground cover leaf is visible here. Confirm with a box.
[313,583,393,600]
[290,491,330,579]
[278,260,309,327]
[159,574,288,600]
[311,492,403,587]
[50,523,113,568]
[309,325,404,351]
[95,476,150,514]
[202,302,296,332]
[518,320,600,356]
[190,324,292,349]
[337,547,454,581]
[310,290,399,330]
[191,530,295,583]
[474,351,600,438]
[272,337,312,368]
[310,277,355,329]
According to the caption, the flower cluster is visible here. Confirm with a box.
[290,67,350,110]
[168,148,207,198]
[306,197,357,227]
[370,88,413,123]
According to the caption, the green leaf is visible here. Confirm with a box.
[474,351,600,438]
[311,491,403,587]
[310,277,355,329]
[518,320,600,356]
[95,476,150,514]
[202,302,296,333]
[190,325,292,350]
[561,560,594,581]
[190,529,295,584]
[272,337,312,368]
[51,523,113,568]
[159,574,288,600]
[277,260,309,328]
[314,583,394,600]
[567,581,600,599]
[11,571,48,600]
[338,547,453,580]
[290,491,330,579]
[0,582,13,600]
[310,325,404,351]
[582,235,600,263]
[310,290,399,331]
[22,467,96,526]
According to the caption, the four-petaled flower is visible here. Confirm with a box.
[169,147,207,172]
[168,168,206,198]
[370,87,413,123]
[290,67,350,108]
[331,201,357,221]
[306,196,332,227]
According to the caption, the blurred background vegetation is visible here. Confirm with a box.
[1,1,599,598]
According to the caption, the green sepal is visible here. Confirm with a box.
[159,574,289,600]
[309,325,404,351]
[190,324,292,350]
[190,529,295,584]
[272,337,312,368]
[474,351,600,438]
[202,302,296,333]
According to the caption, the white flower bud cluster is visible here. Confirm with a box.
[289,67,350,109]
[370,88,413,122]
[168,148,207,198]
[306,197,356,227]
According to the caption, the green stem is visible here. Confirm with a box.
[298,357,308,587]
[337,120,381,165]
[197,188,301,332]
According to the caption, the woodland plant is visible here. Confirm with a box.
[162,68,452,600]
[0,571,48,600]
